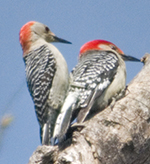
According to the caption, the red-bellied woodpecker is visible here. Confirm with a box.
[52,39,141,144]
[19,21,71,145]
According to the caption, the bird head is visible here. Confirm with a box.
[19,21,71,55]
[79,40,140,62]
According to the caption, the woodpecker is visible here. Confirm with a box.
[19,21,71,145]
[52,39,141,144]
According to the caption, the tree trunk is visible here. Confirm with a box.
[28,54,150,164]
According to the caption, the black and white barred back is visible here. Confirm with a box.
[70,50,119,119]
[23,45,56,127]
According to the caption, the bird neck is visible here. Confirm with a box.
[22,38,47,57]
[22,40,32,57]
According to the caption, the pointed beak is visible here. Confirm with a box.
[52,35,72,44]
[121,54,141,62]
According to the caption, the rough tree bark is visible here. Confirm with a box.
[28,54,150,164]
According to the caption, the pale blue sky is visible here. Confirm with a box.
[0,1,149,163]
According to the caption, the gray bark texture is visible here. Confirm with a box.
[28,54,150,164]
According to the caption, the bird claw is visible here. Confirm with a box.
[110,87,127,110]
[71,122,85,132]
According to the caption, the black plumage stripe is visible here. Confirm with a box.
[70,50,119,109]
[23,45,56,126]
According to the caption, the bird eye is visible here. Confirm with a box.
[110,45,117,51]
[45,26,50,32]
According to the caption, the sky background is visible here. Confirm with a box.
[0,1,149,163]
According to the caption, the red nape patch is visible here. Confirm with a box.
[79,39,123,57]
[79,40,110,56]
[19,21,35,50]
